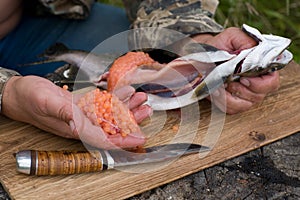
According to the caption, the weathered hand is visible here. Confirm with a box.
[2,76,152,149]
[3,75,74,138]
[209,72,280,114]
[204,27,257,53]
[194,27,280,114]
[72,86,152,149]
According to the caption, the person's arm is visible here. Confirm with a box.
[123,0,280,114]
[199,27,280,114]
[0,0,152,149]
[123,0,223,35]
[1,68,151,149]
[24,0,94,19]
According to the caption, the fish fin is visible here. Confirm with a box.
[18,59,57,67]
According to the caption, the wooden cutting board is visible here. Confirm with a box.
[1,62,300,200]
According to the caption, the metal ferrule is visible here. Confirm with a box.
[15,150,35,175]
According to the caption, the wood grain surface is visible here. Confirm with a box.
[0,62,299,200]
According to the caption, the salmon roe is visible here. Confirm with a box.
[62,85,69,90]
[77,88,140,137]
[107,52,156,91]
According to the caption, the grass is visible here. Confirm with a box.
[101,0,123,7]
[215,0,300,62]
[100,0,300,62]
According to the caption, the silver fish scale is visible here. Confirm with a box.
[147,24,293,110]
[36,24,292,111]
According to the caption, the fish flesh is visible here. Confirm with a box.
[105,24,292,110]
[34,24,293,110]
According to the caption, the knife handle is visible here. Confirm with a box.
[16,150,113,175]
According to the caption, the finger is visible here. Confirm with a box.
[72,86,96,103]
[72,105,113,149]
[113,86,135,102]
[132,104,153,123]
[229,28,257,50]
[208,87,227,112]
[240,72,280,94]
[40,87,73,124]
[57,85,73,101]
[226,82,266,104]
[72,105,146,149]
[44,93,73,123]
[207,27,257,52]
[225,91,253,114]
[107,132,146,149]
[128,92,148,110]
[209,87,253,114]
[31,117,74,139]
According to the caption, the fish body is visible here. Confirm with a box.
[105,24,292,110]
[35,24,292,110]
[33,43,119,85]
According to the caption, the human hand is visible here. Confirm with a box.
[209,72,280,114]
[72,86,152,149]
[193,27,280,114]
[203,27,258,53]
[2,76,152,149]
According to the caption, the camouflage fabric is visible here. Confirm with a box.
[31,0,223,33]
[124,0,224,53]
[0,68,20,113]
[122,0,145,22]
[24,0,95,19]
[28,0,223,33]
[123,0,224,35]
[0,0,225,103]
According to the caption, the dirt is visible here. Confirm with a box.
[129,132,300,200]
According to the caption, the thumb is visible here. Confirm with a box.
[72,105,120,149]
[113,86,135,102]
[44,89,73,123]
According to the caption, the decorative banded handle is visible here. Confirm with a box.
[16,150,113,175]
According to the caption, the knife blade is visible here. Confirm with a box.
[15,143,209,176]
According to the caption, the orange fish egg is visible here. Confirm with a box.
[77,88,140,136]
[107,52,156,91]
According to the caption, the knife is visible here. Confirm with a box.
[15,143,209,176]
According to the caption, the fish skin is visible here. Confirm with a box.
[33,24,293,111]
[31,43,120,84]
[145,24,293,110]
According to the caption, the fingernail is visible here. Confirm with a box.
[231,91,240,98]
[240,78,250,87]
[69,120,75,131]
[69,120,79,138]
